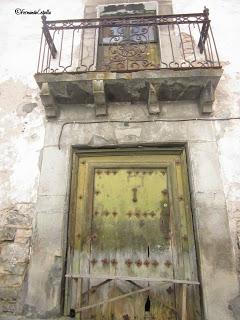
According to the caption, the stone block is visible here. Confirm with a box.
[139,122,188,143]
[188,142,224,193]
[15,229,32,244]
[0,301,16,313]
[229,295,240,320]
[199,81,215,114]
[43,122,62,147]
[0,287,18,301]
[200,268,238,320]
[0,206,33,229]
[93,79,107,116]
[22,103,37,114]
[38,146,70,196]
[115,127,142,143]
[25,254,63,317]
[84,5,96,18]
[161,101,200,118]
[88,134,117,146]
[187,120,215,142]
[40,83,58,118]
[147,83,161,114]
[34,212,64,251]
[0,274,23,287]
[194,206,235,266]
[0,243,30,264]
[0,260,26,275]
[192,191,226,210]
[36,195,67,216]
[0,227,16,242]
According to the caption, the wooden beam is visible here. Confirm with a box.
[77,286,151,312]
[181,284,187,320]
[65,273,200,285]
[76,284,177,314]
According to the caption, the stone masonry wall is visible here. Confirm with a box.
[0,204,33,313]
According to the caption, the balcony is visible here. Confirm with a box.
[35,8,222,118]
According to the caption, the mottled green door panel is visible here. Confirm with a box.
[92,168,172,275]
[89,167,175,320]
[70,152,201,320]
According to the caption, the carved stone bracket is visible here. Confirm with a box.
[199,81,215,114]
[147,83,161,115]
[93,80,107,116]
[40,83,58,118]
[35,69,222,118]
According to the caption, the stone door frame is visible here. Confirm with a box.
[64,147,202,319]
[24,140,238,320]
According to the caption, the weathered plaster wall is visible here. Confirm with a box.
[173,0,240,275]
[0,80,44,314]
[174,1,240,316]
[25,102,239,320]
[0,0,83,315]
[174,2,240,315]
[0,0,240,319]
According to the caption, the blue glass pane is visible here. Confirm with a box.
[100,25,157,44]
[130,26,156,42]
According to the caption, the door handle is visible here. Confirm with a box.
[132,188,138,202]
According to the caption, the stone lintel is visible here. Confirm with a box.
[93,79,107,116]
[199,81,215,114]
[39,83,58,118]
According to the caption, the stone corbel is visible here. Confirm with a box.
[40,83,58,118]
[147,82,161,115]
[199,81,215,114]
[93,80,107,116]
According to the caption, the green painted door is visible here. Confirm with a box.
[67,151,201,320]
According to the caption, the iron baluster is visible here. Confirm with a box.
[41,15,57,58]
[198,7,210,54]
[37,9,221,73]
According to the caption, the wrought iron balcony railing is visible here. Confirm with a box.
[37,7,221,74]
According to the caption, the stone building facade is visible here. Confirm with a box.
[0,0,240,319]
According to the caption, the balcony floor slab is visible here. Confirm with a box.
[35,68,222,118]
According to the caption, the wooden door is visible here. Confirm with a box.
[66,151,201,320]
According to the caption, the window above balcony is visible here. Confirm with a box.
[35,7,222,118]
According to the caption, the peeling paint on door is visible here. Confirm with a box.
[66,150,201,320]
